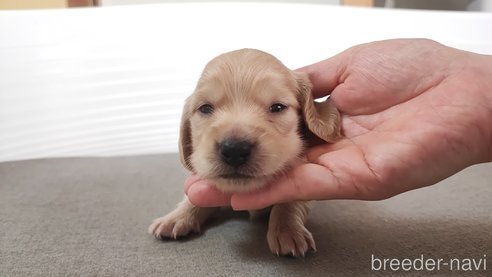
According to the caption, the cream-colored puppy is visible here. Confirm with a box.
[149,49,340,257]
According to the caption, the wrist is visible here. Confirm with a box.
[466,52,492,162]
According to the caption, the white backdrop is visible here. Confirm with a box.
[1,3,491,162]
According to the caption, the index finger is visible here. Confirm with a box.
[184,175,232,207]
[230,163,343,210]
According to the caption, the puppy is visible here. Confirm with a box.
[149,49,340,257]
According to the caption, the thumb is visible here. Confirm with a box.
[296,52,348,99]
[230,163,346,211]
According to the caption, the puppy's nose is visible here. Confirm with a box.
[219,139,254,167]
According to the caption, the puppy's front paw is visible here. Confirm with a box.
[148,211,201,240]
[267,223,316,257]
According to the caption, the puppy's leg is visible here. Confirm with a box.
[149,196,218,239]
[267,201,316,257]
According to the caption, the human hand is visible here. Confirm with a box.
[185,39,492,210]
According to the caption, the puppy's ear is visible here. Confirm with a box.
[294,72,341,143]
[179,97,194,171]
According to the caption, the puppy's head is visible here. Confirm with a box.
[179,49,340,192]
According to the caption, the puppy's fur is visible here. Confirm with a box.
[149,49,340,257]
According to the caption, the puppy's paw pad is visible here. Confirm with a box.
[267,225,316,257]
[148,213,200,240]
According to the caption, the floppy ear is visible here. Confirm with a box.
[178,97,194,171]
[294,72,341,143]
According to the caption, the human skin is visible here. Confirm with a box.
[184,39,492,210]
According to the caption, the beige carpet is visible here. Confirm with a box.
[0,154,490,276]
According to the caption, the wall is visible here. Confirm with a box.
[0,0,66,9]
[1,3,491,162]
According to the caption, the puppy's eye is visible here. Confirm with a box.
[269,103,287,113]
[198,104,214,114]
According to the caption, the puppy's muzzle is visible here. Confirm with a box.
[218,138,255,168]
